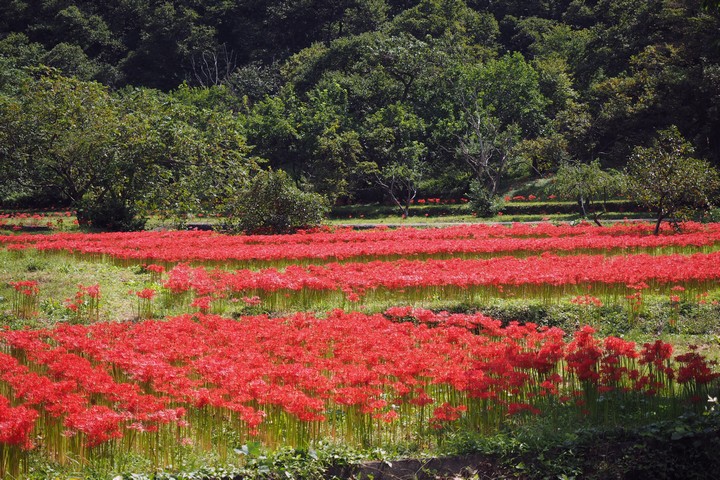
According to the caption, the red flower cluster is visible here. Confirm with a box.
[570,295,603,307]
[0,394,38,449]
[64,283,100,322]
[9,280,39,296]
[0,338,182,451]
[133,288,156,300]
[157,251,720,302]
[9,280,40,319]
[413,198,466,204]
[0,211,73,230]
[2,222,718,265]
[1,311,716,456]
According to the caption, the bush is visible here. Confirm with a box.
[76,194,147,231]
[223,169,329,234]
[467,181,504,217]
[702,207,720,223]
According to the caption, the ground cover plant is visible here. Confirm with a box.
[1,221,720,479]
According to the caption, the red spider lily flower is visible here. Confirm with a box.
[82,284,101,299]
[506,402,541,416]
[191,296,213,313]
[134,288,156,300]
[570,295,603,307]
[0,394,39,450]
[374,409,400,423]
[565,326,603,382]
[6,221,720,264]
[9,280,39,296]
[640,340,673,367]
[145,264,166,274]
[241,296,261,306]
[63,405,126,447]
[430,403,467,429]
[627,282,650,291]
[675,347,720,385]
[1,307,718,459]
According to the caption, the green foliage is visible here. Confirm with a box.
[245,83,362,202]
[77,193,147,231]
[390,0,499,49]
[473,52,549,136]
[223,169,329,235]
[554,159,625,225]
[439,102,522,196]
[466,180,503,217]
[501,413,720,480]
[0,71,258,228]
[2,0,720,213]
[433,52,547,196]
[0,70,118,204]
[358,102,427,216]
[626,126,720,234]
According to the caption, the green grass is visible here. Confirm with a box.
[328,210,651,226]
[0,203,653,233]
[0,249,152,326]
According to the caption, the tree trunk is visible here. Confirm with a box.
[588,199,603,227]
[579,196,587,217]
[390,194,404,217]
[654,214,664,235]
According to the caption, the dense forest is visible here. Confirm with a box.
[1,0,719,229]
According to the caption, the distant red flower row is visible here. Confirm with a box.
[1,222,718,264]
[161,251,720,297]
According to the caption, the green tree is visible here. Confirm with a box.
[473,52,548,136]
[127,91,258,222]
[626,126,720,235]
[245,84,361,202]
[433,52,548,191]
[223,169,329,234]
[449,107,521,197]
[41,42,103,81]
[359,103,427,217]
[0,33,46,69]
[554,159,625,226]
[0,72,258,228]
[244,90,302,172]
[0,71,118,207]
[390,0,498,49]
[296,83,362,201]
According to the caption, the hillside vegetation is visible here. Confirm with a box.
[1,0,720,230]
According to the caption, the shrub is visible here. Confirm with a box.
[76,194,147,231]
[467,180,504,217]
[223,169,329,234]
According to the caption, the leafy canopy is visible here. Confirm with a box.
[626,126,720,234]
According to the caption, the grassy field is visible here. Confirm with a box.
[2,214,720,479]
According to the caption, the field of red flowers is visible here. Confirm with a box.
[2,222,720,477]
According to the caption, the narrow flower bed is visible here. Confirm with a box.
[2,222,719,265]
[155,251,720,309]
